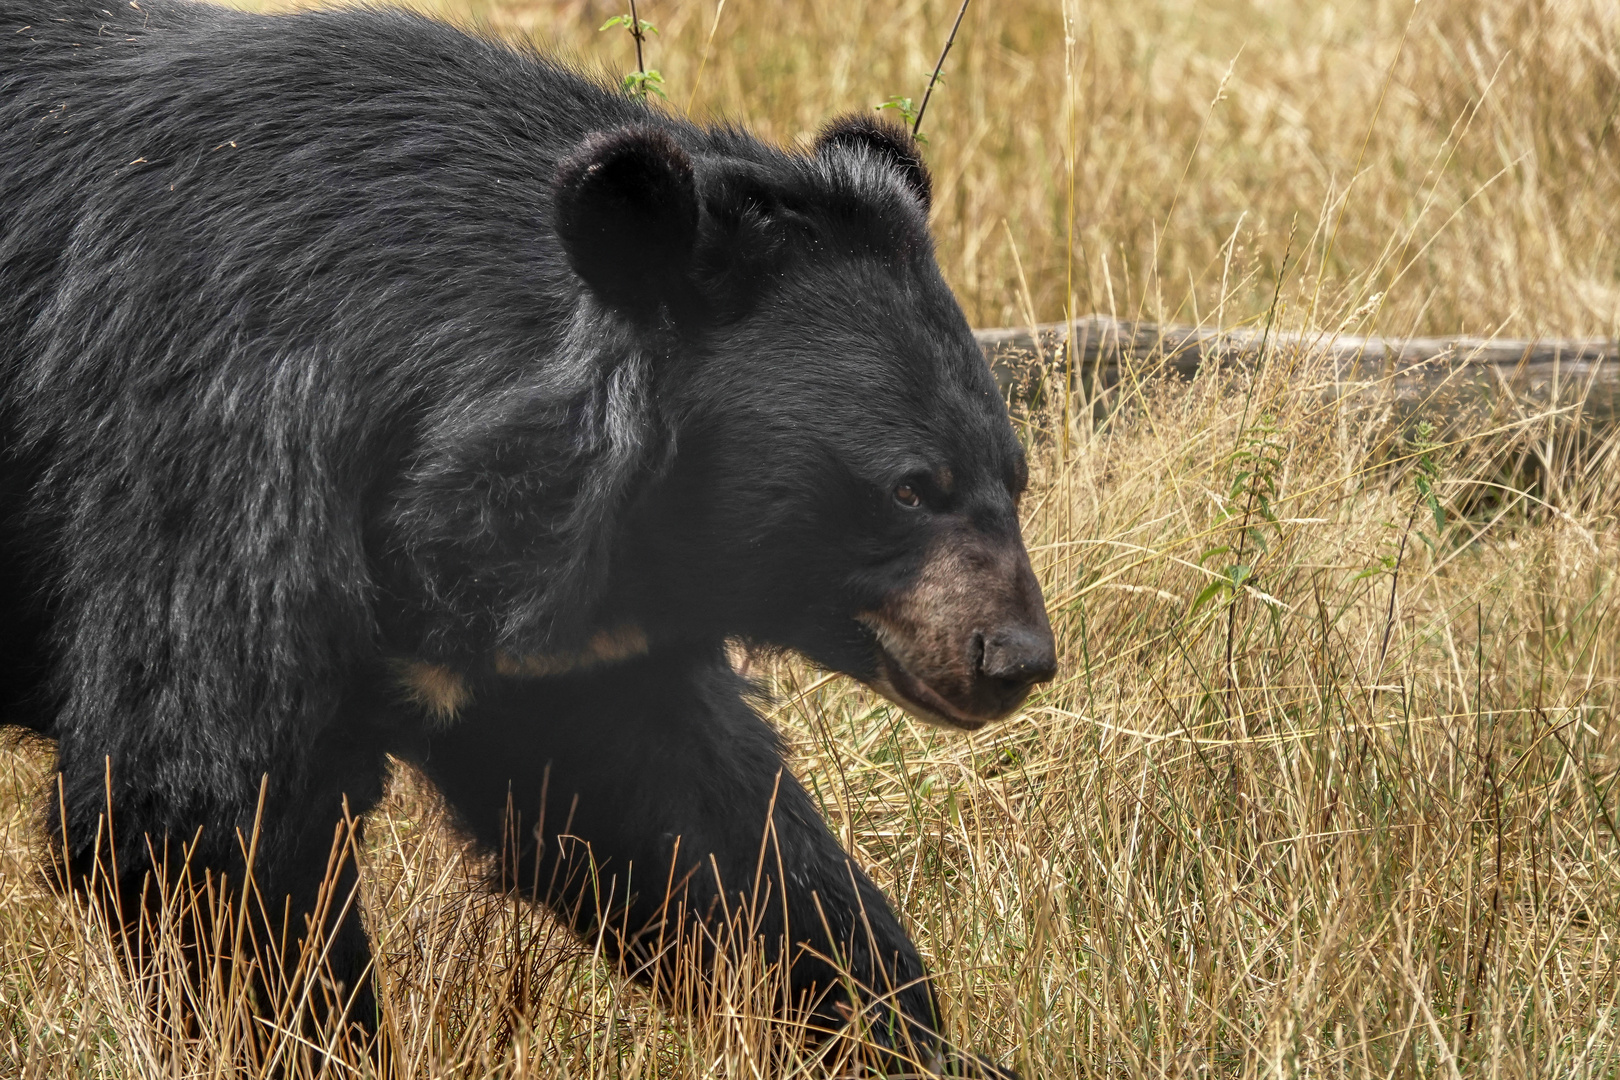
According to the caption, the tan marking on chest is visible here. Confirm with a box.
[395,660,471,726]
[494,624,650,679]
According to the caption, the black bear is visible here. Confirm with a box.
[0,0,1056,1073]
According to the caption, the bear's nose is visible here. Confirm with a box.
[976,626,1058,690]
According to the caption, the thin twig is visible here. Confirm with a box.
[628,0,646,75]
[1222,229,1295,715]
[911,0,971,136]
[1374,502,1416,694]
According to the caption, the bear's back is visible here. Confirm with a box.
[0,0,649,413]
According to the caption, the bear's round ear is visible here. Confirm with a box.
[554,126,700,316]
[813,114,931,210]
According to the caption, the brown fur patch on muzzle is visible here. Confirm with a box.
[858,529,1054,730]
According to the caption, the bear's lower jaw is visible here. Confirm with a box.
[867,646,994,732]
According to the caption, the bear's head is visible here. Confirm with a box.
[549,117,1056,731]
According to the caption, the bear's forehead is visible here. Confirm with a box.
[798,153,927,247]
[698,127,917,199]
[801,149,919,208]
[695,139,930,258]
[813,361,1019,469]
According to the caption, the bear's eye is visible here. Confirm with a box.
[893,482,922,509]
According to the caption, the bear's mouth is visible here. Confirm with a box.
[868,645,990,731]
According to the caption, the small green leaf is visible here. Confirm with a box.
[1190,580,1229,615]
[1426,491,1445,533]
[877,95,921,131]
[622,69,667,99]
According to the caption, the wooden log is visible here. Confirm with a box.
[973,315,1620,416]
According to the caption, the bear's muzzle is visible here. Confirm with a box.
[859,527,1056,731]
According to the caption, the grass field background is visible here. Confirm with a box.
[2,0,1618,1076]
[422,0,1620,339]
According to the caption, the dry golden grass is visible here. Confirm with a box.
[3,0,1619,1077]
[5,345,1617,1078]
[369,0,1620,338]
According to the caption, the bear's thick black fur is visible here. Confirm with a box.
[0,0,1055,1073]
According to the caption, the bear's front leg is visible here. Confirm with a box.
[417,648,1016,1078]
